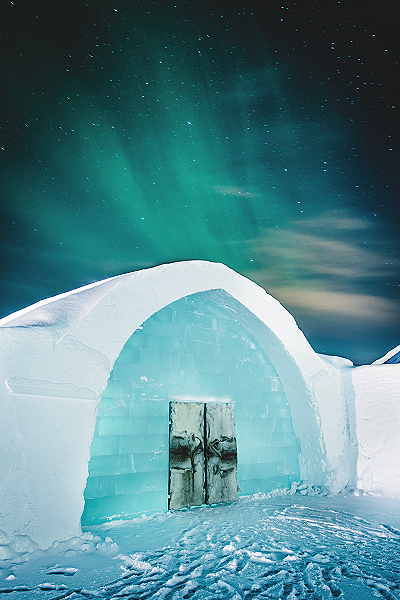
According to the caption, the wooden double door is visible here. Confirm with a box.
[168,401,238,510]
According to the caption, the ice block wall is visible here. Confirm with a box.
[82,293,300,524]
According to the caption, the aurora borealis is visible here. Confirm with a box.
[1,0,399,364]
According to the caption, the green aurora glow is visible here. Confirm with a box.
[1,1,399,364]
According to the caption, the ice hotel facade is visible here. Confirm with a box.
[0,261,399,550]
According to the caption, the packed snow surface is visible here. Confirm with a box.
[1,494,400,599]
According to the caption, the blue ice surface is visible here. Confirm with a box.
[81,292,300,525]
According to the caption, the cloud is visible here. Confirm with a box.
[298,211,369,231]
[269,287,400,323]
[212,185,260,198]
[243,209,400,324]
[247,210,397,282]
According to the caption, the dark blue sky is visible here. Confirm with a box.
[0,0,399,364]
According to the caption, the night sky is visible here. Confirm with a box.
[1,0,399,365]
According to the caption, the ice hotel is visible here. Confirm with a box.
[0,260,399,550]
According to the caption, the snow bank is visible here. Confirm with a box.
[352,364,400,497]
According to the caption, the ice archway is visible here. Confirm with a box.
[0,261,356,549]
[81,290,305,524]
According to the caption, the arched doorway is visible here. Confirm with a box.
[81,292,300,525]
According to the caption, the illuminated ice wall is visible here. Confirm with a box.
[82,293,299,524]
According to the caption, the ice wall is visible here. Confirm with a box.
[82,293,300,525]
[0,261,357,549]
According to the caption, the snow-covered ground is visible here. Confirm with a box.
[1,493,400,599]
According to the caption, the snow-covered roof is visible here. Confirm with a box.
[372,345,400,365]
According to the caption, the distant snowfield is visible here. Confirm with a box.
[1,493,400,599]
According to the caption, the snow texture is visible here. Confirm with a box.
[1,495,400,599]
[352,365,400,497]
[0,261,399,550]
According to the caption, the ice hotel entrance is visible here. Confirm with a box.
[1,260,364,550]
[81,292,300,525]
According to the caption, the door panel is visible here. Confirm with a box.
[169,401,238,510]
[169,402,205,510]
[205,403,238,505]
